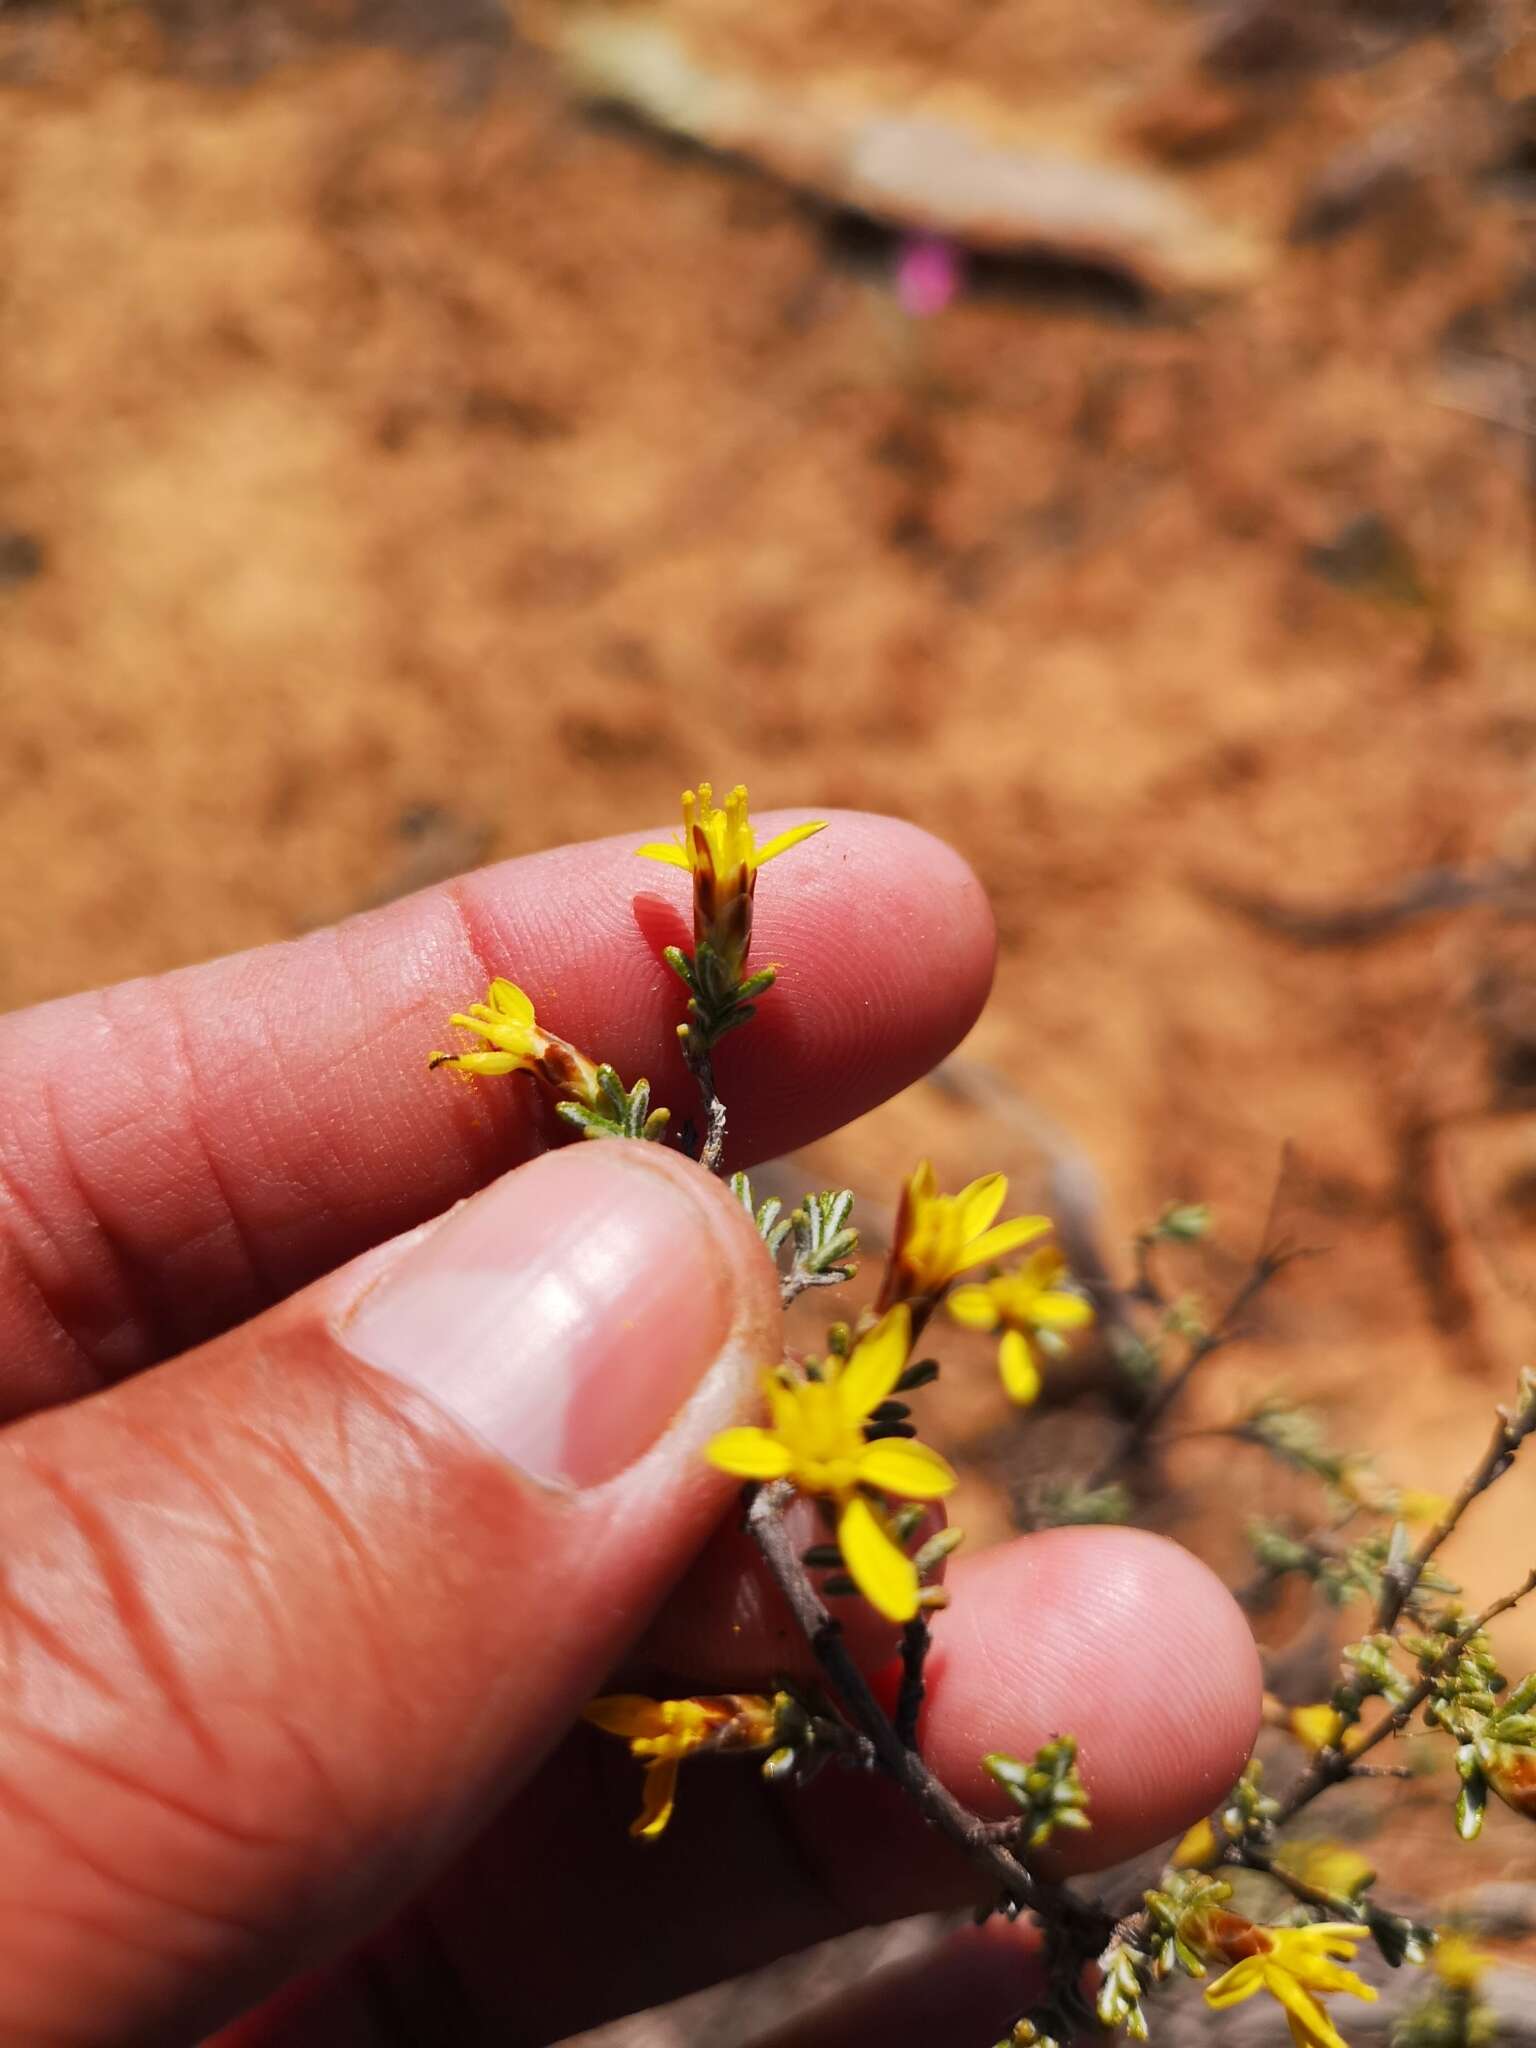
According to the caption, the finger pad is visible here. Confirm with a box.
[924,1528,1262,1865]
[457,810,996,1161]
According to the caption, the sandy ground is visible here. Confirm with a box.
[3,0,1535,1974]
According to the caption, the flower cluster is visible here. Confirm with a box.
[875,1162,1094,1402]
[706,1306,956,1622]
[1428,1654,1536,1837]
[1395,1932,1498,2048]
[582,1692,785,1837]
[429,977,669,1140]
[1201,1920,1377,2048]
[983,1737,1090,1851]
[949,1252,1094,1405]
[429,977,603,1096]
[878,1162,1048,1310]
[639,784,827,1165]
[636,781,825,983]
[1099,1878,1380,2048]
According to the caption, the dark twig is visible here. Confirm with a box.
[895,1619,930,1750]
[679,1040,727,1173]
[1088,1226,1306,1493]
[746,1481,1110,1941]
[1129,1230,1168,1308]
[802,1711,880,1772]
[1375,1396,1536,1634]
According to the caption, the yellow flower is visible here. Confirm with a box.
[878,1162,1051,1312]
[1266,1700,1369,1758]
[1172,1816,1221,1869]
[582,1693,781,1839]
[1431,1931,1492,1992]
[1204,1922,1378,2048]
[1289,1704,1347,1754]
[1394,1489,1450,1527]
[1273,1840,1377,1901]
[428,978,605,1107]
[636,783,825,978]
[705,1306,957,1622]
[948,1250,1094,1404]
[1338,1464,1451,1529]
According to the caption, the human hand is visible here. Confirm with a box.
[0,813,1260,2046]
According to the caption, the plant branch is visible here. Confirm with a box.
[1375,1393,1536,1633]
[746,1481,1109,1940]
[895,1618,930,1750]
[1277,1567,1536,1823]
[679,1038,727,1173]
[1089,1236,1306,1492]
[1264,1381,1536,1821]
[1232,1512,1360,1612]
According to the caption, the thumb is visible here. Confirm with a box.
[0,1141,777,2047]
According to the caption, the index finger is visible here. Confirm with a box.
[0,810,993,1414]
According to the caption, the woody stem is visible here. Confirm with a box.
[746,1481,1110,1941]
[680,1033,727,1174]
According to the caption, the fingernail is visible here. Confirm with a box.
[342,1146,735,1488]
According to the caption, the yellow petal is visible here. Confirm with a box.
[1397,1489,1450,1527]
[487,978,536,1022]
[1171,1817,1220,1869]
[1030,1291,1095,1331]
[1318,1969,1375,2004]
[963,1217,1054,1271]
[1433,1934,1492,1991]
[999,1329,1042,1406]
[583,1695,666,1739]
[947,1285,1001,1331]
[635,841,691,869]
[1273,1841,1376,1899]
[632,1756,680,1839]
[837,1305,911,1422]
[766,1377,802,1440]
[838,1494,919,1622]
[857,1436,958,1500]
[706,1427,795,1482]
[757,819,828,864]
[1204,1960,1266,2010]
[1262,1970,1350,2048]
[1022,1245,1073,1285]
[1283,1949,1374,1999]
[955,1173,1008,1240]
[429,1050,524,1077]
[1288,1705,1346,1754]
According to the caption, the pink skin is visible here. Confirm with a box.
[0,810,993,1412]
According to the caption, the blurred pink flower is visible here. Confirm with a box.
[895,234,965,317]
